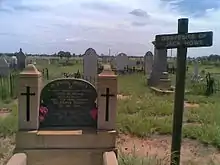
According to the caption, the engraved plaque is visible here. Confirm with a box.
[39,78,97,128]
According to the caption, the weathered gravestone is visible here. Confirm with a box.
[154,18,213,165]
[115,53,128,71]
[16,48,26,70]
[83,48,98,86]
[192,59,199,81]
[148,44,171,89]
[144,51,154,75]
[10,56,18,69]
[40,79,97,128]
[0,57,10,76]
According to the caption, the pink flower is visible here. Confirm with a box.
[39,105,48,122]
[90,108,98,120]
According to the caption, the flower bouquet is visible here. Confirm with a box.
[39,105,48,122]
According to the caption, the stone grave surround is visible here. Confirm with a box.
[83,48,98,87]
[6,64,118,165]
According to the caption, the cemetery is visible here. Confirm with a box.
[0,18,220,165]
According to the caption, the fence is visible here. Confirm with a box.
[0,69,49,101]
[0,73,18,101]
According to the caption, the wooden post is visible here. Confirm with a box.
[154,18,213,165]
[170,18,188,165]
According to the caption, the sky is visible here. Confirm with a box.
[0,0,220,57]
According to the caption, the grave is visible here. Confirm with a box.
[148,42,172,91]
[115,53,129,72]
[0,57,10,76]
[16,48,26,70]
[83,48,98,86]
[9,56,18,69]
[6,64,118,165]
[192,59,200,81]
[144,51,153,75]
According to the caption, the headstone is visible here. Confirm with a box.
[144,51,154,74]
[115,53,129,71]
[193,60,199,77]
[148,44,169,87]
[0,57,10,76]
[10,56,18,69]
[16,48,26,70]
[39,78,97,128]
[83,48,98,86]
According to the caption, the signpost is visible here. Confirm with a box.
[154,18,213,165]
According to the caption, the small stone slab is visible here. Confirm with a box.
[150,87,174,95]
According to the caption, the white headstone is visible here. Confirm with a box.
[83,48,98,86]
[193,60,199,77]
[11,56,18,65]
[144,51,154,74]
[0,57,10,76]
[116,53,129,71]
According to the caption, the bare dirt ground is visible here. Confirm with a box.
[1,134,220,165]
[0,136,15,165]
[117,134,220,165]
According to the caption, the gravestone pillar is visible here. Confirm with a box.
[97,65,117,130]
[148,42,168,86]
[18,64,42,130]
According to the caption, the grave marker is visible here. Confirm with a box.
[16,48,26,70]
[39,78,97,128]
[155,31,213,49]
[83,48,98,86]
[21,86,35,121]
[154,18,213,165]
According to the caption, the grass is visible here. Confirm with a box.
[1,60,220,164]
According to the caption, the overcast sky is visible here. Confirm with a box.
[0,0,219,57]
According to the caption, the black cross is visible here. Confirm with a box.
[101,88,115,121]
[21,86,35,121]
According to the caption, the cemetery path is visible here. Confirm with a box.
[117,134,220,165]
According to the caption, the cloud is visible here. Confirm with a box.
[0,0,50,13]
[80,1,128,14]
[129,9,149,18]
[0,0,219,57]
